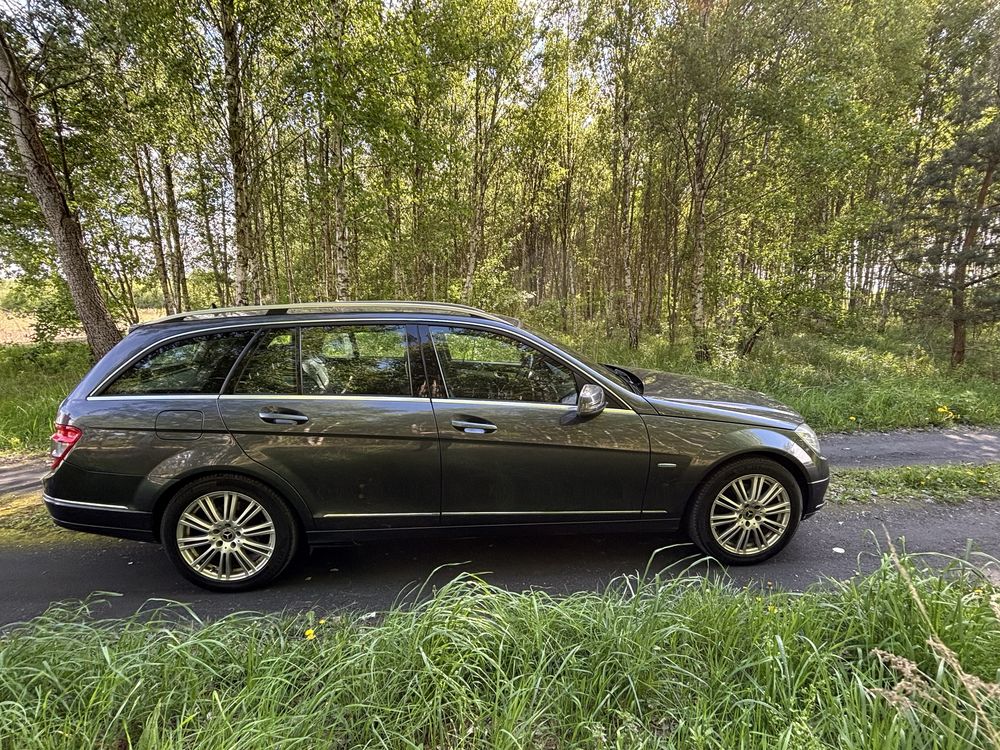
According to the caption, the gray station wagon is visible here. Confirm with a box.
[43,301,829,590]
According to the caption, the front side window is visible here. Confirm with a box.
[429,326,578,404]
[300,325,411,396]
[103,331,253,396]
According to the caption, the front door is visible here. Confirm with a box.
[219,324,440,529]
[421,325,649,524]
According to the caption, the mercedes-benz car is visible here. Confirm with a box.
[42,301,828,590]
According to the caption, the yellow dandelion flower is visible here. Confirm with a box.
[319,618,327,625]
[848,416,857,422]
[305,628,316,640]
[936,405,949,413]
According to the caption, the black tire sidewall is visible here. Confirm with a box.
[687,458,802,565]
[160,475,298,591]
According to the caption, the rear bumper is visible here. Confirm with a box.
[43,494,156,542]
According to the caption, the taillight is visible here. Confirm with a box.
[50,423,82,469]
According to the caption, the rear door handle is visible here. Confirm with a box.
[259,409,309,425]
[451,419,497,434]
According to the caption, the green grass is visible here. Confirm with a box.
[831,464,1000,504]
[0,342,90,454]
[1,555,999,748]
[545,323,1000,433]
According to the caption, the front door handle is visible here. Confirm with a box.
[259,409,309,425]
[451,418,497,434]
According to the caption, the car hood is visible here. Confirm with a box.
[624,367,803,429]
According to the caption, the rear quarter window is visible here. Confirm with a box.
[101,331,253,396]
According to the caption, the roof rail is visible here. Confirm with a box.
[142,301,520,327]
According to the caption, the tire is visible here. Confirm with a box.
[160,474,299,591]
[686,457,802,565]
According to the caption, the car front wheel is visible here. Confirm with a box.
[161,475,299,591]
[686,458,802,565]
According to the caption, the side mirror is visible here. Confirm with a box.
[577,383,606,417]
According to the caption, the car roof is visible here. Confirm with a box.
[135,301,521,330]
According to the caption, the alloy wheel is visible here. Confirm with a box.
[175,491,276,581]
[708,474,791,557]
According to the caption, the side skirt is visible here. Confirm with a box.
[306,517,682,547]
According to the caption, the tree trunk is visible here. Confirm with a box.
[195,152,227,305]
[221,0,253,305]
[951,158,995,366]
[162,153,190,310]
[688,98,712,363]
[134,146,175,314]
[331,125,349,300]
[0,28,121,359]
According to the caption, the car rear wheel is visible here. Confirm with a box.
[686,458,802,565]
[161,475,298,591]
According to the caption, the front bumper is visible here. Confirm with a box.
[802,474,829,519]
[43,493,155,542]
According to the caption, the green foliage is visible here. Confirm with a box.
[1,556,999,748]
[1,0,996,363]
[0,343,90,454]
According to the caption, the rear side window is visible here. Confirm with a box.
[232,325,412,396]
[301,325,411,396]
[103,331,253,396]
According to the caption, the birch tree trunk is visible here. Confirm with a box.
[162,153,190,310]
[0,28,121,359]
[221,0,253,305]
[134,145,176,314]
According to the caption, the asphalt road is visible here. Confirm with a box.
[2,426,1000,625]
[3,499,1000,625]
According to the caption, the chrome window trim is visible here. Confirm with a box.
[88,314,640,410]
[87,393,224,402]
[218,394,431,402]
[90,393,434,403]
[431,397,631,412]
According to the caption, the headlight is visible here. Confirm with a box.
[794,423,821,454]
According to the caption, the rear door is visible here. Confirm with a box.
[218,323,440,529]
[421,324,649,523]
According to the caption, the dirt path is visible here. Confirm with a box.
[820,426,1000,468]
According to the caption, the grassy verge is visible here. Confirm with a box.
[831,464,1000,504]
[1,555,999,748]
[0,342,89,454]
[0,492,80,544]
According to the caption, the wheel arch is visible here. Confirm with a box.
[684,449,810,522]
[150,467,311,543]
